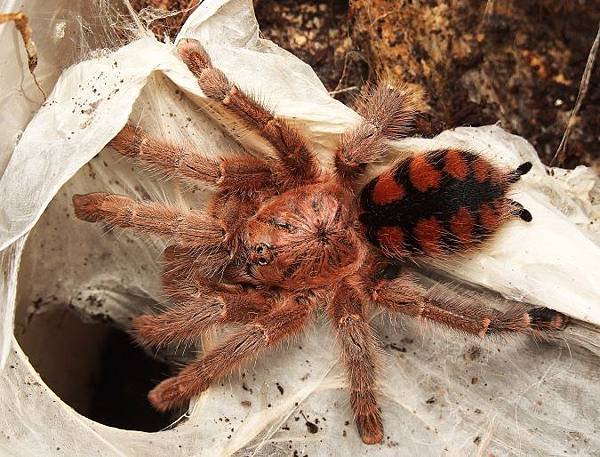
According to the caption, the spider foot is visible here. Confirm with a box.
[177,38,211,71]
[357,81,423,140]
[356,410,384,445]
[529,307,569,331]
[72,193,110,222]
[108,124,139,157]
[148,375,207,412]
[177,38,232,101]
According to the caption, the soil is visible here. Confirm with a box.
[133,0,599,170]
[255,0,367,106]
[345,0,600,169]
[129,0,198,38]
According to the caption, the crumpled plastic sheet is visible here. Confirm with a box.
[1,0,600,456]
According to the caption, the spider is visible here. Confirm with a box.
[72,39,568,444]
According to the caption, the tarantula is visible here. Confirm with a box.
[72,39,568,444]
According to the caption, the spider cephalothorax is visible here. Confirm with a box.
[72,39,568,445]
[244,182,364,289]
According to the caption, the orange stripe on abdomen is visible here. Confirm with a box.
[409,154,442,192]
[479,203,501,231]
[372,173,406,205]
[377,226,408,256]
[444,149,469,180]
[414,216,443,255]
[473,157,491,183]
[450,206,474,245]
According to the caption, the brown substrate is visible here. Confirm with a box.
[132,0,599,169]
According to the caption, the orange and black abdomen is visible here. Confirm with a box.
[359,149,532,258]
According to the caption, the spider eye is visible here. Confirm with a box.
[253,243,273,266]
[255,243,268,255]
[270,218,294,232]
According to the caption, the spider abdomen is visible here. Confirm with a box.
[359,149,532,258]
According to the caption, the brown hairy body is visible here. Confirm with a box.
[72,39,568,445]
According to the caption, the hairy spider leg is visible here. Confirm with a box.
[329,280,383,444]
[335,81,422,184]
[72,193,231,276]
[147,293,316,412]
[177,38,320,188]
[110,124,274,193]
[133,283,274,348]
[373,270,569,337]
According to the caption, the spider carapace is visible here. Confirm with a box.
[72,39,568,445]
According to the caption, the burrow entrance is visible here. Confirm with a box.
[15,306,178,432]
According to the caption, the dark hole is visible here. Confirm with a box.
[15,306,177,432]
